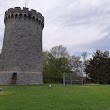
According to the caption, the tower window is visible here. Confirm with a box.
[32,16,35,20]
[19,14,22,19]
[24,14,27,19]
[15,14,18,19]
[8,15,10,19]
[11,14,14,18]
[28,15,31,20]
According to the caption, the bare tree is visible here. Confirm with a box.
[81,52,88,83]
[50,45,69,58]
[69,55,82,78]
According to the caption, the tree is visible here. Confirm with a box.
[50,45,69,58]
[69,55,81,72]
[81,52,88,83]
[43,45,71,83]
[85,50,110,84]
[68,55,83,81]
[82,52,87,61]
[43,51,56,82]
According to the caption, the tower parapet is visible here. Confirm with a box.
[4,7,44,29]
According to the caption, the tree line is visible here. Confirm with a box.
[43,45,85,83]
[43,45,110,84]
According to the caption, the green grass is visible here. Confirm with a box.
[0,84,110,110]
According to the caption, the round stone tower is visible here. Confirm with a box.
[0,7,44,84]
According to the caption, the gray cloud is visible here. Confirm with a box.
[0,0,110,56]
[50,1,110,27]
[79,35,110,51]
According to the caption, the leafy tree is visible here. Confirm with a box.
[43,45,71,83]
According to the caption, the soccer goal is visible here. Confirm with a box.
[63,72,83,86]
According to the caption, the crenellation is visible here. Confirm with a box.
[23,7,29,12]
[8,8,14,13]
[30,9,37,15]
[4,7,44,28]
[37,12,42,17]
[14,7,21,11]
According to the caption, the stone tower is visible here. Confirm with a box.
[0,7,44,84]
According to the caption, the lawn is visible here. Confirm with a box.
[0,84,110,110]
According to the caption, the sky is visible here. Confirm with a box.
[0,0,110,57]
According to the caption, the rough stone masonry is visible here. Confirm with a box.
[0,7,44,84]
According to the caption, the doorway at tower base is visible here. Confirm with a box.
[0,71,43,85]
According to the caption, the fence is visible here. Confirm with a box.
[63,72,83,85]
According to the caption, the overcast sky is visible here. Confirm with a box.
[0,0,110,56]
